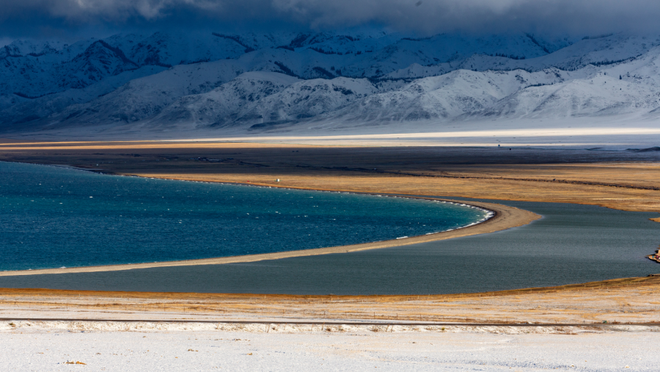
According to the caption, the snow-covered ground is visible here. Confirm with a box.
[2,320,659,371]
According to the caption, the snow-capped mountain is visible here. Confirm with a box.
[1,30,660,137]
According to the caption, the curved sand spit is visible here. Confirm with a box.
[0,197,540,277]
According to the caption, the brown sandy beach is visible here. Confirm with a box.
[2,275,660,325]
[1,139,659,324]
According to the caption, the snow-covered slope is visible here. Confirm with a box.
[2,30,660,137]
[470,46,660,120]
[146,71,301,130]
[43,60,244,127]
[334,69,564,123]
[0,66,167,131]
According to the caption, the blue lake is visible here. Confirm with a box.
[0,161,488,271]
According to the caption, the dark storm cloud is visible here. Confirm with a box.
[270,0,660,35]
[0,0,258,21]
[1,0,660,38]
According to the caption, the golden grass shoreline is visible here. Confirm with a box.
[2,140,659,213]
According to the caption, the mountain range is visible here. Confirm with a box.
[2,30,659,138]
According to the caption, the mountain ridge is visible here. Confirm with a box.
[1,30,659,137]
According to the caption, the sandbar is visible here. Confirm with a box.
[0,195,540,277]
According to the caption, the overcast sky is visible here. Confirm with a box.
[2,0,660,42]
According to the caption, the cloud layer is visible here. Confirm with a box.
[2,0,660,38]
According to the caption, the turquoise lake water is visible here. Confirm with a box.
[0,161,489,271]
